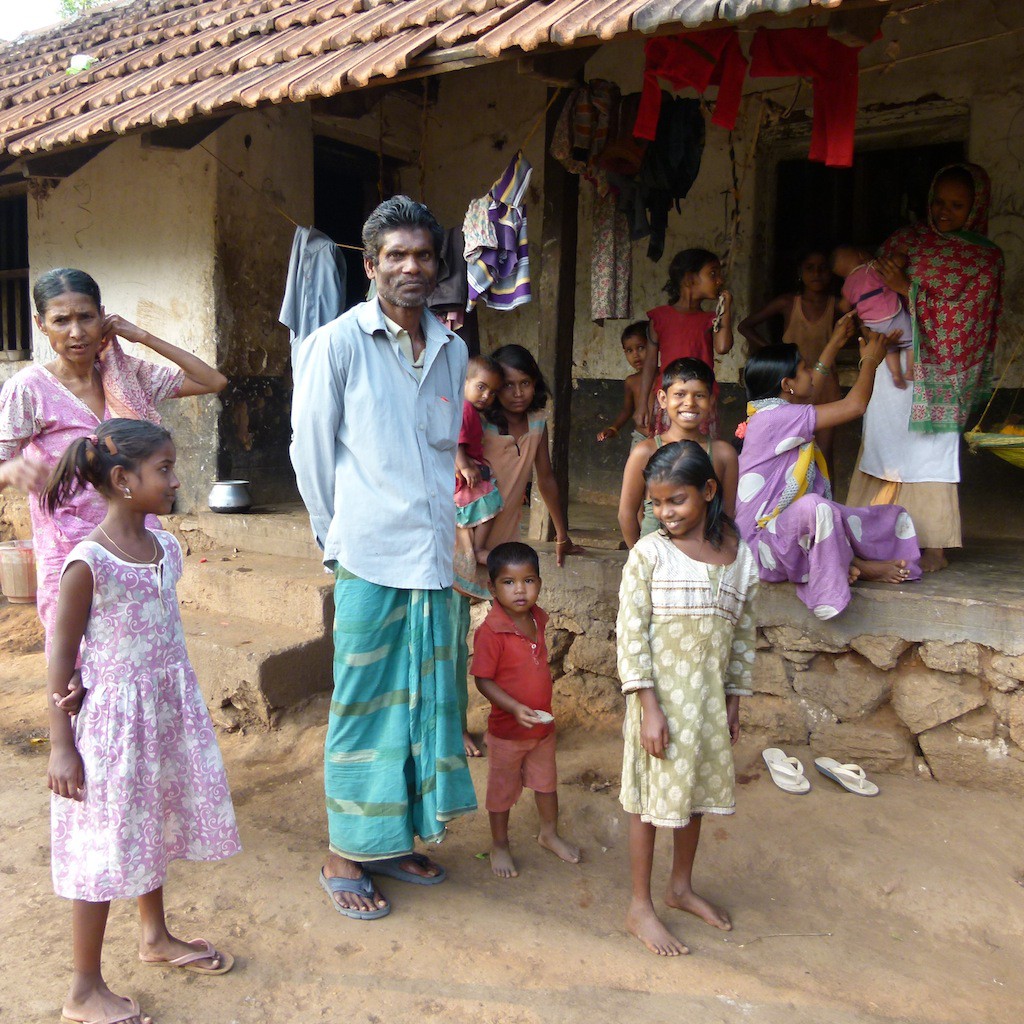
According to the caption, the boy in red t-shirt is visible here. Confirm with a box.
[472,542,581,879]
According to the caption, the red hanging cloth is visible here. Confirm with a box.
[749,26,865,168]
[634,28,748,140]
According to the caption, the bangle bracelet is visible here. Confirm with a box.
[606,426,618,437]
[858,357,880,369]
[813,361,830,376]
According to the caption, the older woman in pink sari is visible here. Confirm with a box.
[0,269,226,650]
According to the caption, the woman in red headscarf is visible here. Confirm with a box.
[847,163,1004,572]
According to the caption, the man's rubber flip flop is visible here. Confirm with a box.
[762,747,811,794]
[364,853,447,885]
[319,868,391,919]
[814,757,879,796]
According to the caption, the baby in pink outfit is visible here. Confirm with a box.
[833,245,914,389]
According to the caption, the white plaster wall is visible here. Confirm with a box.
[27,135,219,511]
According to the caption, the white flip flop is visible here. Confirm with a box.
[761,748,811,794]
[814,757,879,797]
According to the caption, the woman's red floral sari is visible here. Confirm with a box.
[882,163,1003,434]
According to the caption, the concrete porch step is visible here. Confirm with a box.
[181,506,321,560]
[181,608,332,728]
[176,543,335,728]
[177,549,334,634]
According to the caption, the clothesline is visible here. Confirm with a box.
[197,142,364,252]
[198,88,564,255]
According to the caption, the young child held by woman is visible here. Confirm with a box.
[44,419,240,1024]
[635,249,734,436]
[618,358,738,548]
[597,321,650,444]
[456,353,505,563]
[472,541,580,879]
[616,441,758,956]
[832,245,914,389]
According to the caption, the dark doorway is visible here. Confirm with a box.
[770,139,966,299]
[313,136,402,310]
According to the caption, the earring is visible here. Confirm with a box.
[124,487,132,500]
[788,388,795,395]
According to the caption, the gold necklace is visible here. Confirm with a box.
[97,525,159,564]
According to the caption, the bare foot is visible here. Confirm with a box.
[847,563,861,585]
[463,730,482,757]
[664,887,732,931]
[140,933,231,973]
[920,548,948,573]
[538,830,581,864]
[321,855,388,914]
[63,984,151,1024]
[892,373,908,390]
[626,898,689,956]
[851,557,911,584]
[490,844,518,878]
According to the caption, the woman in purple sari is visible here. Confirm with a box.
[734,318,921,620]
[0,269,227,650]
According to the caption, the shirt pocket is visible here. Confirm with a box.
[423,393,459,452]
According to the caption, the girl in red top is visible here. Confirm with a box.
[635,249,734,436]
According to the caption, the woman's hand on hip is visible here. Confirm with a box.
[101,313,150,348]
[0,455,49,493]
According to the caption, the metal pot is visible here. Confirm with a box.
[208,480,252,514]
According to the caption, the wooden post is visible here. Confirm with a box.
[529,85,579,542]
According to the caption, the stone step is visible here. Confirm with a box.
[182,506,321,560]
[181,608,332,728]
[177,549,334,634]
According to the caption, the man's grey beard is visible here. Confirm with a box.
[377,286,424,309]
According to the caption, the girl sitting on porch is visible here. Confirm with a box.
[734,316,922,620]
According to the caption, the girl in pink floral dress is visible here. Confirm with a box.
[45,418,239,1024]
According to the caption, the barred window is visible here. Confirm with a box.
[0,195,30,361]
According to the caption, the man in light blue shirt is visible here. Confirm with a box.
[291,197,476,921]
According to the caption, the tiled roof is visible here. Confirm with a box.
[0,0,844,157]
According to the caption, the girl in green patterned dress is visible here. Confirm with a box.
[616,440,758,957]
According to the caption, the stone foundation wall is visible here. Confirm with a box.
[467,551,1024,795]
[744,629,1024,793]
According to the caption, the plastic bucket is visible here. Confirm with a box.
[0,539,37,604]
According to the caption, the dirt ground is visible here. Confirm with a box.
[1,602,1022,1024]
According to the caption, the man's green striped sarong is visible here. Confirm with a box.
[326,567,478,861]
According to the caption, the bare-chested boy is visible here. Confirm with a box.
[597,322,652,444]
